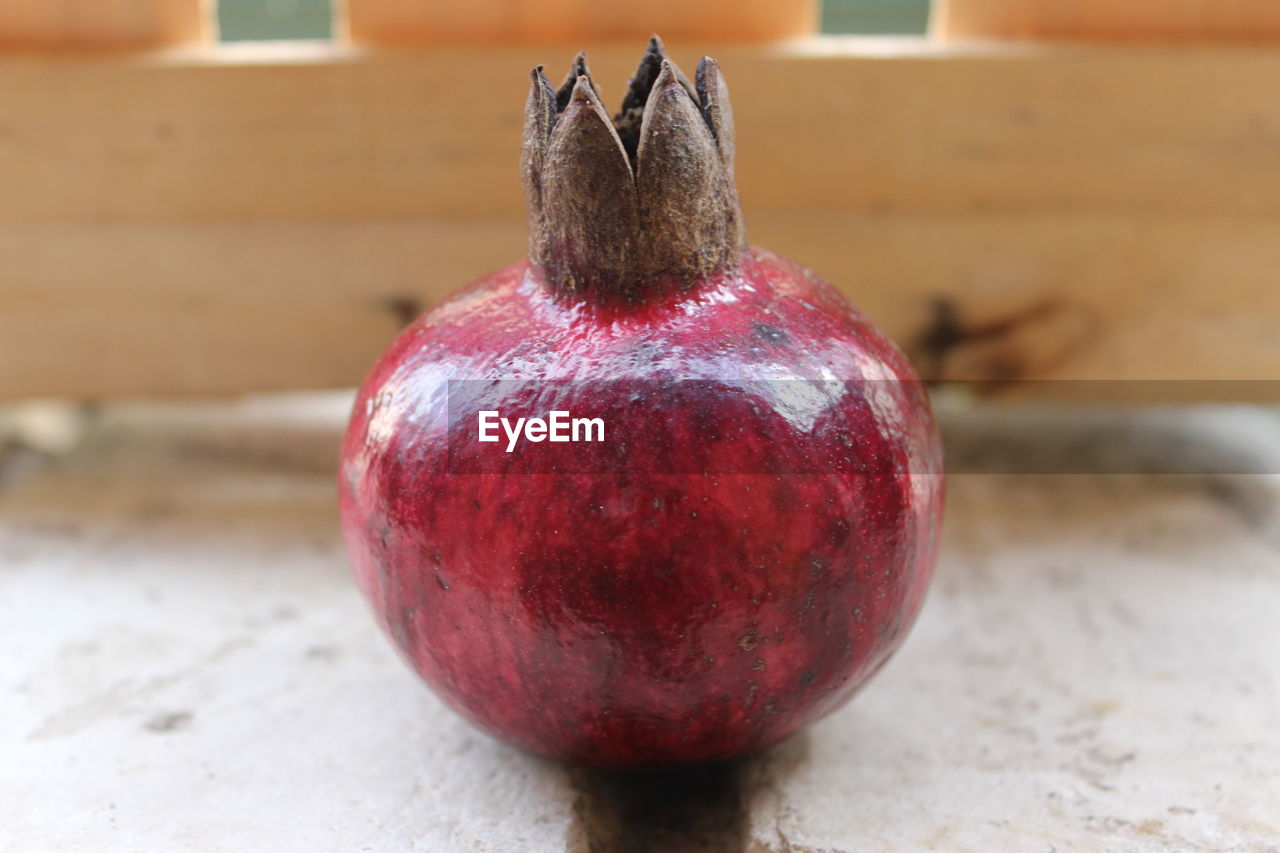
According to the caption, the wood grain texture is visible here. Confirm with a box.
[4,41,1280,222]
[0,0,207,49]
[345,0,818,45]
[1,40,1277,398]
[934,0,1280,41]
[4,213,1277,398]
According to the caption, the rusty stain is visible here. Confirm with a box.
[912,296,1096,386]
[382,296,424,329]
[913,297,967,381]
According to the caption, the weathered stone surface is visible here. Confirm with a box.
[2,396,1277,852]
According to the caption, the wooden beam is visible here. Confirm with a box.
[3,212,1278,399]
[1,40,1277,399]
[4,41,1280,224]
[934,0,1280,42]
[345,0,818,45]
[0,0,207,50]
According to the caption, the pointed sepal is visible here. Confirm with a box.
[537,75,638,295]
[635,60,743,285]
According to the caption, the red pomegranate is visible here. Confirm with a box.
[340,39,943,768]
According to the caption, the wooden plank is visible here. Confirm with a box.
[2,40,1278,399]
[0,0,207,49]
[3,41,1280,225]
[345,0,817,45]
[934,0,1280,41]
[3,213,1278,399]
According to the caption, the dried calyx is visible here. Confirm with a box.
[521,37,745,301]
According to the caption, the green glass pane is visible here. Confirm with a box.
[822,0,932,34]
[218,0,332,42]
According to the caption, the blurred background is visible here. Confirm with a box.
[2,0,1280,402]
[211,0,934,40]
[4,0,1278,401]
[2,2,1278,851]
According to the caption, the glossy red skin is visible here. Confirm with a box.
[339,247,943,768]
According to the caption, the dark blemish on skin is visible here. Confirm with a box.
[390,609,413,648]
[737,634,756,652]
[800,670,817,686]
[382,296,423,329]
[373,556,392,588]
[144,711,192,733]
[435,572,450,591]
[567,760,748,853]
[753,322,789,345]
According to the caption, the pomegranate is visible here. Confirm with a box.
[340,39,943,768]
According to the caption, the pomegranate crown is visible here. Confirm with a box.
[521,37,745,301]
